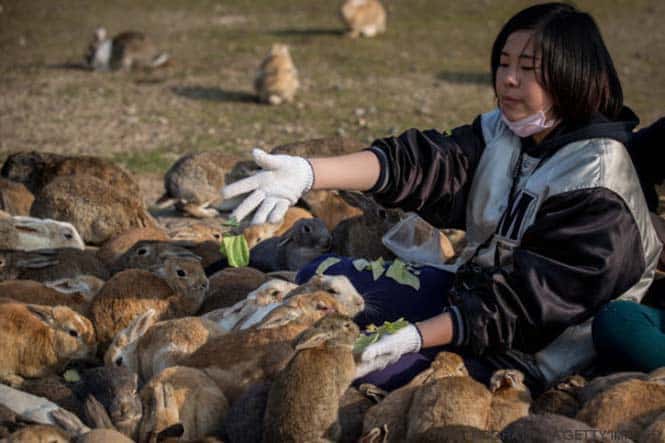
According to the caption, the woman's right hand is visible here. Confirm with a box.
[222,148,314,224]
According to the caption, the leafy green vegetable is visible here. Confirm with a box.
[219,234,250,267]
[385,259,421,290]
[315,257,342,275]
[63,369,81,383]
[222,217,240,228]
[352,258,370,272]
[353,318,410,353]
[370,257,385,280]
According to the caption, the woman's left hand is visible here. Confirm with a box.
[355,323,423,378]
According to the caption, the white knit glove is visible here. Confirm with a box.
[355,323,423,379]
[222,148,314,224]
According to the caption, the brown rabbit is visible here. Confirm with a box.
[487,369,532,432]
[105,310,224,382]
[0,248,109,283]
[181,291,348,402]
[531,374,586,417]
[166,221,226,243]
[90,256,209,348]
[0,302,96,386]
[199,266,270,314]
[243,207,314,248]
[340,0,387,38]
[85,27,170,71]
[109,240,200,275]
[500,413,622,443]
[361,351,469,443]
[270,136,365,158]
[1,151,139,196]
[0,276,103,315]
[138,367,229,442]
[263,314,359,442]
[4,424,70,442]
[254,43,299,105]
[96,226,170,266]
[156,152,237,218]
[0,178,34,216]
[31,175,157,245]
[302,190,363,231]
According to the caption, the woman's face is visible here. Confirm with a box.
[495,30,554,122]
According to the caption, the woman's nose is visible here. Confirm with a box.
[502,66,520,87]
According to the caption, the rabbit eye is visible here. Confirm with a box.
[270,289,279,297]
[303,224,312,234]
[213,233,221,239]
[177,269,187,277]
[377,209,387,219]
[115,357,123,366]
[68,330,79,338]
[0,258,5,267]
[137,247,149,256]
[326,288,338,295]
[64,231,73,240]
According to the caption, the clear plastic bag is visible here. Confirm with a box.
[382,212,460,269]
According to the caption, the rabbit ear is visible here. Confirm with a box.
[16,256,58,269]
[156,423,185,441]
[294,329,332,351]
[83,394,114,429]
[256,305,299,329]
[12,218,44,234]
[127,309,158,341]
[95,27,107,41]
[45,278,83,294]
[27,304,56,326]
[277,230,293,247]
[50,407,91,435]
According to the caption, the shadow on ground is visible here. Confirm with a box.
[171,86,257,103]
[437,71,491,85]
[269,28,345,37]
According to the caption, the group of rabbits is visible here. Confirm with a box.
[83,0,387,105]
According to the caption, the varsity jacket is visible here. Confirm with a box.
[367,107,662,382]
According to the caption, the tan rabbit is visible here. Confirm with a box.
[0,178,34,216]
[286,274,365,317]
[31,175,157,246]
[487,369,532,432]
[531,374,586,417]
[340,0,387,38]
[302,189,363,231]
[3,424,70,442]
[0,302,96,386]
[76,429,135,443]
[407,425,500,443]
[96,226,170,266]
[0,276,103,315]
[166,221,226,243]
[361,351,469,443]
[105,309,225,382]
[156,152,237,218]
[90,256,209,348]
[0,248,109,283]
[243,207,314,248]
[1,151,139,196]
[85,27,170,71]
[199,266,270,314]
[109,240,200,275]
[499,413,618,443]
[576,371,645,405]
[0,216,85,251]
[575,378,665,441]
[202,278,298,331]
[254,43,300,105]
[263,314,359,442]
[138,367,229,442]
[181,291,348,402]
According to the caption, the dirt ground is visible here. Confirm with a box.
[1,0,664,201]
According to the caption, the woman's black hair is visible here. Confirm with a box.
[491,2,623,123]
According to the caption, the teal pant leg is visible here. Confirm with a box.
[592,300,665,372]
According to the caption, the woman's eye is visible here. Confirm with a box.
[521,65,535,71]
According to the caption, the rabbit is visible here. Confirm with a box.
[138,367,229,443]
[249,217,332,272]
[18,375,84,420]
[96,226,170,266]
[105,309,224,382]
[31,175,157,246]
[242,207,314,248]
[575,378,665,441]
[109,240,201,275]
[76,428,135,443]
[0,216,84,251]
[340,0,387,38]
[531,374,586,417]
[220,381,271,443]
[3,424,71,442]
[406,425,500,443]
[361,351,469,443]
[166,221,226,243]
[641,409,665,443]
[181,290,349,403]
[254,43,299,105]
[500,413,624,443]
[263,314,359,442]
[199,266,270,314]
[202,278,298,331]
[0,178,34,216]
[337,386,375,443]
[84,27,169,71]
[301,190,363,231]
[0,302,96,387]
[1,151,139,196]
[577,371,646,405]
[0,276,103,315]
[285,274,365,317]
[270,136,365,158]
[89,256,209,348]
[156,152,236,218]
[0,248,109,283]
[71,366,142,439]
[331,191,402,260]
[487,369,532,432]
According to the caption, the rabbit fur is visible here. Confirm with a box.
[96,227,170,266]
[0,216,84,251]
[0,276,103,315]
[0,302,96,387]
[0,178,34,216]
[254,43,299,105]
[263,314,359,442]
[487,369,532,432]
[0,248,109,283]
[85,27,170,71]
[89,256,208,348]
[340,0,387,38]
[109,240,201,275]
[105,310,224,382]
[199,266,270,314]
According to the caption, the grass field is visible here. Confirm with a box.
[1,0,664,176]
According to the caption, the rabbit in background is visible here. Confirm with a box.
[254,43,300,105]
[84,27,170,72]
[340,0,387,38]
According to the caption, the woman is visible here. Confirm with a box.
[223,3,661,392]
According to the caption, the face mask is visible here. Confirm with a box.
[501,109,557,138]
